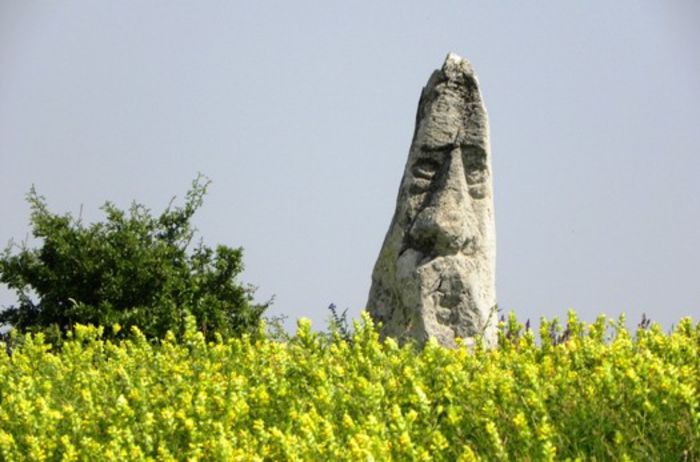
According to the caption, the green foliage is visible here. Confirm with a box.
[0,312,697,460]
[326,303,353,344]
[0,176,266,342]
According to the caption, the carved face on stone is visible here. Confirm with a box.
[404,137,489,259]
[367,54,496,347]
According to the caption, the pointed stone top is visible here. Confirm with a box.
[444,52,474,74]
[441,52,479,86]
[413,53,487,149]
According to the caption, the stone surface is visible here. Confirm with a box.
[367,53,497,348]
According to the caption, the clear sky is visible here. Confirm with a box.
[2,1,699,333]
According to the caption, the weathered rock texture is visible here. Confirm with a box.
[367,53,497,348]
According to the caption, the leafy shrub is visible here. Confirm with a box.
[0,312,697,460]
[0,176,267,342]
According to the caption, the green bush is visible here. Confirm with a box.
[0,176,267,342]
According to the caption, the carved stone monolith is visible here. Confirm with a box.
[367,53,497,348]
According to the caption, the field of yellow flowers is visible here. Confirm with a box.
[0,312,698,461]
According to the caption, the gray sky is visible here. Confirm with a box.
[2,1,699,333]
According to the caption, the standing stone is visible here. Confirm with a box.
[367,53,497,348]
